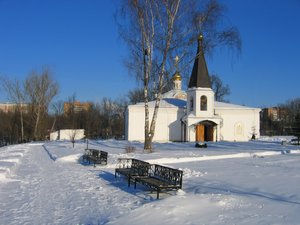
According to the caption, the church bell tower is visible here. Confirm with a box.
[186,34,215,118]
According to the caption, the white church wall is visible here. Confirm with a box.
[126,106,145,141]
[216,108,260,141]
[188,126,196,142]
[126,105,184,142]
[126,99,261,143]
[167,109,185,141]
[153,109,169,141]
[125,109,129,140]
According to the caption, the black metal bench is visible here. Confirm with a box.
[115,158,150,187]
[83,149,108,167]
[134,164,183,199]
[82,149,92,162]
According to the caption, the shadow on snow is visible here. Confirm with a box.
[98,170,174,201]
[187,179,300,205]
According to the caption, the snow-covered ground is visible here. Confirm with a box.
[0,137,300,225]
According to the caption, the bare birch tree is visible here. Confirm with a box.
[25,68,59,140]
[117,0,241,151]
[69,129,78,148]
[51,100,64,139]
[0,77,26,142]
[118,0,180,151]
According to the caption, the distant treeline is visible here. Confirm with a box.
[0,97,127,145]
[0,67,136,145]
[261,98,300,138]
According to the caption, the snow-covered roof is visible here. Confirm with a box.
[131,99,260,110]
[215,101,261,110]
[163,98,186,108]
[161,89,187,100]
[131,98,186,108]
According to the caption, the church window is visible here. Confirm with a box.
[234,122,244,136]
[200,95,207,111]
[190,97,194,112]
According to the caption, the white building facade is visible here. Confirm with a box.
[125,35,260,143]
[50,129,85,141]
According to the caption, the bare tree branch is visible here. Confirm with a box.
[117,0,241,150]
[25,67,59,140]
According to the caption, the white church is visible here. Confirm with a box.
[125,35,260,142]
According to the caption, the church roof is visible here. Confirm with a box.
[131,98,186,108]
[130,98,260,111]
[172,71,182,81]
[163,98,186,108]
[215,101,261,110]
[161,89,186,100]
[188,35,212,89]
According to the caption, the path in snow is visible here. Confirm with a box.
[1,140,300,225]
[0,143,147,225]
[0,145,29,182]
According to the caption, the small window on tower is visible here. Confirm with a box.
[201,96,207,111]
[190,97,194,112]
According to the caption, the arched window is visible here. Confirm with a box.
[190,97,194,112]
[200,95,207,111]
[234,122,244,136]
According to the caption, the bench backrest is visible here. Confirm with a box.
[85,149,107,158]
[99,151,108,160]
[117,158,150,176]
[117,158,133,168]
[91,149,100,157]
[84,149,92,155]
[131,159,150,176]
[152,164,183,188]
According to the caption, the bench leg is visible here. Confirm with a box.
[128,177,131,187]
[157,189,160,199]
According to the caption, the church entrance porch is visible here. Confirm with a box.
[195,121,216,142]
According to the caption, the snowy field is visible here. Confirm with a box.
[0,137,300,225]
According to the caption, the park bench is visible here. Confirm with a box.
[115,158,150,187]
[83,149,108,167]
[134,164,183,199]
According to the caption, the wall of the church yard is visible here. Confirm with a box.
[50,129,85,141]
[126,105,185,142]
[216,108,260,141]
[124,109,129,140]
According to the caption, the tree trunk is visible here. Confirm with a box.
[20,108,24,142]
[34,107,41,140]
[143,65,151,151]
[51,117,57,132]
[144,135,152,151]
[143,45,152,151]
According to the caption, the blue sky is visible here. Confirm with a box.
[0,0,299,107]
